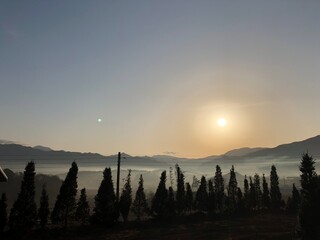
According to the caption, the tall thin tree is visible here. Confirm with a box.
[227,165,238,212]
[175,164,185,214]
[195,176,208,212]
[151,171,168,218]
[38,185,50,228]
[214,165,224,213]
[51,161,78,227]
[92,167,118,224]
[119,170,132,222]
[9,161,37,229]
[76,188,90,225]
[262,174,270,209]
[270,165,282,210]
[132,175,149,221]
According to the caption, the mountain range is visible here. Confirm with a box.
[0,135,320,164]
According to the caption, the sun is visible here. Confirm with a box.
[217,118,227,127]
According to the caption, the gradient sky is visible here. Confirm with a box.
[1,1,320,157]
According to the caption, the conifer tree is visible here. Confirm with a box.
[262,174,270,209]
[214,165,224,213]
[175,164,185,214]
[9,161,37,229]
[208,179,216,214]
[119,170,132,222]
[167,186,176,217]
[51,161,78,227]
[185,183,193,212]
[76,188,90,225]
[195,176,208,212]
[132,175,149,221]
[237,188,245,212]
[38,185,50,228]
[227,165,238,212]
[270,165,282,210]
[298,153,320,238]
[253,174,262,209]
[92,167,118,224]
[0,193,7,232]
[287,184,300,212]
[152,171,168,218]
[249,177,256,210]
[243,175,250,210]
[192,176,200,191]
[299,153,317,193]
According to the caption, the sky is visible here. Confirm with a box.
[0,1,320,158]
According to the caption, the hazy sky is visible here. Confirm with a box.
[1,1,320,157]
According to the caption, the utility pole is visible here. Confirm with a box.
[116,152,121,203]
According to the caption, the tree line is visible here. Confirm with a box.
[0,153,319,239]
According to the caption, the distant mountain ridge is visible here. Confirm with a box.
[0,135,320,165]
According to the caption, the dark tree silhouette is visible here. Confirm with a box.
[175,164,185,214]
[132,175,149,221]
[286,184,300,213]
[38,185,50,228]
[119,170,132,222]
[227,165,238,212]
[192,176,200,191]
[270,165,282,210]
[298,153,320,239]
[185,183,193,212]
[76,188,90,225]
[214,165,224,213]
[167,186,176,217]
[0,193,7,232]
[208,179,216,215]
[262,174,270,209]
[249,177,256,210]
[243,175,250,210]
[195,176,208,212]
[152,171,168,218]
[253,174,262,210]
[51,161,78,227]
[237,187,245,212]
[299,153,317,193]
[92,167,118,224]
[9,161,37,229]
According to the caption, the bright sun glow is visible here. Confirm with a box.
[217,118,227,127]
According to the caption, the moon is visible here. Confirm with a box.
[217,118,227,127]
[97,118,102,123]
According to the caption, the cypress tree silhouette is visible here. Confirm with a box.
[132,175,149,221]
[167,186,176,217]
[287,184,300,212]
[243,175,250,210]
[249,177,256,210]
[51,161,78,227]
[92,167,118,225]
[175,164,185,215]
[237,187,244,213]
[299,153,317,193]
[119,170,132,223]
[298,153,320,239]
[151,171,168,218]
[262,174,270,209]
[76,188,90,225]
[253,174,262,210]
[270,165,282,210]
[214,165,224,213]
[38,185,50,228]
[195,176,208,212]
[227,165,238,212]
[208,179,216,215]
[0,193,7,232]
[185,182,193,212]
[9,161,37,229]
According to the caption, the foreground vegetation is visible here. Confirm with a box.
[0,153,319,239]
